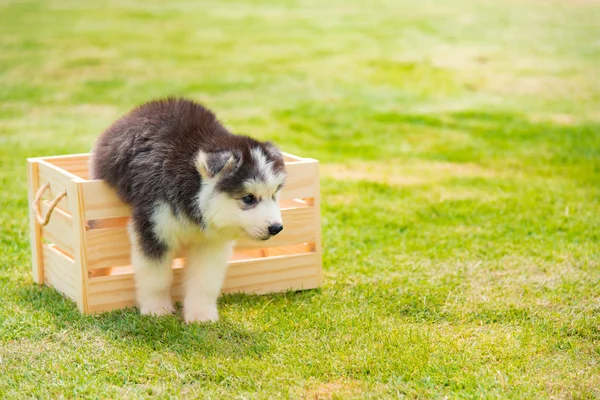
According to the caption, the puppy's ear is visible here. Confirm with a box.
[263,141,286,175]
[196,150,239,179]
[263,141,283,159]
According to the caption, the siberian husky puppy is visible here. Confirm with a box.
[90,98,286,323]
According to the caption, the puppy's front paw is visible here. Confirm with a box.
[184,303,219,323]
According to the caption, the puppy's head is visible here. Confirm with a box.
[196,141,286,240]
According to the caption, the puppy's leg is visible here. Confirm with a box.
[183,240,234,323]
[129,218,175,316]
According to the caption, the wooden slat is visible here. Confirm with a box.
[42,153,90,173]
[86,252,320,313]
[43,245,76,300]
[37,160,77,212]
[230,249,264,261]
[87,201,307,231]
[87,275,136,310]
[40,201,74,256]
[53,166,89,180]
[42,153,307,180]
[80,158,318,221]
[80,180,130,220]
[89,242,313,275]
[225,252,318,281]
[89,216,129,230]
[263,243,313,257]
[86,226,131,270]
[68,169,89,180]
[180,253,319,295]
[40,153,91,161]
[43,152,305,168]
[281,160,319,201]
[85,205,316,270]
[281,152,304,162]
[42,154,90,180]
[224,276,320,295]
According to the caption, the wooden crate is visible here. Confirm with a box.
[27,152,322,314]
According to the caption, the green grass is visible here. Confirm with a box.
[1,0,599,398]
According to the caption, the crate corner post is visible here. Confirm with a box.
[70,179,91,314]
[313,159,323,287]
[27,158,44,285]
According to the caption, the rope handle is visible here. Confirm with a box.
[33,183,67,226]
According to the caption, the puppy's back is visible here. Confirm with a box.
[90,98,225,206]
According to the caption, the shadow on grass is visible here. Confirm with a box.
[13,284,316,358]
[12,281,324,357]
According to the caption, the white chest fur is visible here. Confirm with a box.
[150,201,237,253]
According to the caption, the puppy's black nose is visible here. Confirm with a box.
[268,223,283,236]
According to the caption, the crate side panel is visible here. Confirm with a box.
[81,160,316,220]
[43,245,77,301]
[40,202,74,256]
[86,206,316,271]
[37,160,75,212]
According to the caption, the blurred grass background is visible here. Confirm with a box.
[1,0,599,398]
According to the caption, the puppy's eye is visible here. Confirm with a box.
[242,194,257,205]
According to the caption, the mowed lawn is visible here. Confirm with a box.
[1,0,599,398]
